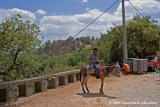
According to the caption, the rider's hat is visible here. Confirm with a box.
[92,47,98,51]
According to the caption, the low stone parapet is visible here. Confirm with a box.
[0,70,80,104]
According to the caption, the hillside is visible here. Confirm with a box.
[37,36,98,55]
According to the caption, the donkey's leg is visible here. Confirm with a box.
[99,72,104,94]
[158,72,160,81]
[81,77,86,93]
[84,76,90,93]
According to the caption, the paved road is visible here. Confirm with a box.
[7,73,160,107]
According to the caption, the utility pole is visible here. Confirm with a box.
[122,0,128,62]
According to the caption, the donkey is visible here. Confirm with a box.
[80,62,121,94]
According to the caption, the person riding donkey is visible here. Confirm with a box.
[89,48,101,79]
[80,48,121,94]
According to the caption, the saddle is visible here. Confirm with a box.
[88,63,104,76]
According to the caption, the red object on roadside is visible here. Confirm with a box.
[153,61,160,67]
[146,55,159,71]
[148,61,160,66]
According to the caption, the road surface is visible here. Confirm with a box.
[6,73,160,107]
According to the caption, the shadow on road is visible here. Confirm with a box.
[76,93,117,99]
[155,80,160,85]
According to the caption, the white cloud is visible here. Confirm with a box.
[39,0,160,41]
[0,0,160,41]
[36,9,46,16]
[80,0,88,3]
[40,8,122,40]
[115,0,160,18]
[0,8,36,23]
[129,0,160,15]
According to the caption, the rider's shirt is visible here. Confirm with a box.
[89,53,98,64]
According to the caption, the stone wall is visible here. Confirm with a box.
[0,70,80,104]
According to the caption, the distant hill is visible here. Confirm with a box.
[37,36,98,55]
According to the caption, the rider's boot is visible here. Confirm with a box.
[96,71,99,79]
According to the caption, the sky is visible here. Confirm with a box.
[0,0,160,41]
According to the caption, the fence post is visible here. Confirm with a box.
[41,80,48,91]
[48,77,59,89]
[26,81,33,97]
[73,73,77,83]
[64,75,68,85]
[6,84,15,103]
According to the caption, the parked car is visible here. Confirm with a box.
[146,55,159,72]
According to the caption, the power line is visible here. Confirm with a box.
[73,0,120,38]
[127,0,145,17]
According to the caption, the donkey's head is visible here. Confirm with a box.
[104,62,121,77]
[112,62,121,77]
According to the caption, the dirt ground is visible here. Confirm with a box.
[4,73,160,107]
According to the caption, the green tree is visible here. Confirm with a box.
[96,16,160,63]
[0,14,40,82]
[67,48,91,67]
[127,16,160,58]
